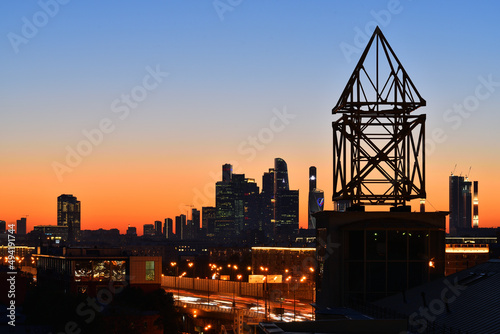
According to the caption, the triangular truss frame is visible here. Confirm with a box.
[333,26,425,114]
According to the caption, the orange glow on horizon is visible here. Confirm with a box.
[0,153,498,235]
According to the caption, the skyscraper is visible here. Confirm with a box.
[16,217,26,235]
[185,208,201,239]
[473,181,479,228]
[143,224,155,236]
[154,220,162,235]
[274,158,289,194]
[222,163,232,182]
[260,169,275,237]
[57,194,81,242]
[242,178,260,232]
[126,225,137,237]
[449,175,472,234]
[215,164,235,240]
[308,166,324,229]
[0,220,5,233]
[272,158,299,237]
[202,206,216,237]
[214,164,262,242]
[164,218,173,239]
[175,214,186,240]
[232,173,246,234]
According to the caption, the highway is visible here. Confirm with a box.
[163,288,315,322]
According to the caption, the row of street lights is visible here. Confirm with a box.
[169,261,315,321]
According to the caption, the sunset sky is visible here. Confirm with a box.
[1,1,500,233]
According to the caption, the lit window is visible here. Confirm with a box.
[145,261,155,281]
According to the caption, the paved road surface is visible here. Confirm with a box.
[163,288,314,322]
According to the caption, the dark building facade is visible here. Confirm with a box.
[35,247,162,296]
[175,214,186,240]
[315,211,447,307]
[273,158,299,237]
[202,206,216,237]
[164,218,173,239]
[449,175,473,235]
[154,220,162,235]
[473,181,479,228]
[57,194,81,242]
[260,169,275,238]
[308,166,324,229]
[126,226,137,237]
[143,224,155,236]
[192,208,200,237]
[16,217,27,235]
[215,167,235,240]
[33,225,69,242]
[215,164,261,242]
[183,208,200,240]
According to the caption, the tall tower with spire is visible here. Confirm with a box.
[308,166,324,229]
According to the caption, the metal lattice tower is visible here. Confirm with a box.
[332,27,426,208]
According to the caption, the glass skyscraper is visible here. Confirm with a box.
[308,166,324,229]
[273,158,299,236]
[449,175,472,235]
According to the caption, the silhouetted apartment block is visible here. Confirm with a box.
[16,217,27,235]
[143,223,155,236]
[126,225,137,236]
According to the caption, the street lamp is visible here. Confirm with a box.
[207,264,212,304]
[233,274,242,309]
[188,262,194,277]
[179,271,187,302]
[259,267,269,320]
[261,276,266,320]
[171,262,178,303]
[293,276,307,321]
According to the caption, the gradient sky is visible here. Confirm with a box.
[1,1,500,234]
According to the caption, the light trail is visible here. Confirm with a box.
[164,288,314,322]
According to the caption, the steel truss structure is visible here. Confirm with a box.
[332,27,426,207]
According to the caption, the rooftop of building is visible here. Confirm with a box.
[258,318,407,334]
[251,246,316,251]
[35,246,125,258]
[374,259,500,333]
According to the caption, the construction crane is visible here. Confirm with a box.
[451,164,457,175]
[466,167,472,180]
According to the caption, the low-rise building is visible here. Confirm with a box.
[34,247,162,296]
